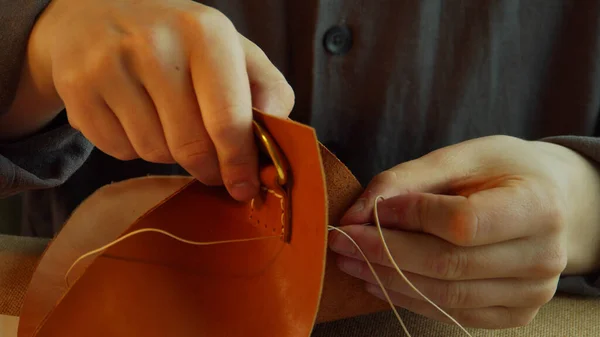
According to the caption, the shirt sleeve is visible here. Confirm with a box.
[0,1,93,197]
[0,113,94,198]
[0,0,52,115]
[541,135,600,296]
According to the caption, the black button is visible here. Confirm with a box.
[323,25,353,55]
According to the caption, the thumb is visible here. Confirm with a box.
[339,140,491,225]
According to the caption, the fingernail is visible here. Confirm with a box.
[337,258,363,276]
[328,230,357,256]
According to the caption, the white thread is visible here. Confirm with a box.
[373,196,471,335]
[250,187,286,236]
[63,194,471,336]
[64,228,279,286]
[327,226,413,336]
[327,196,472,337]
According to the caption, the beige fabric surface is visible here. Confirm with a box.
[312,296,599,337]
[0,234,598,336]
[0,234,47,317]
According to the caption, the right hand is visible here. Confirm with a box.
[26,0,295,201]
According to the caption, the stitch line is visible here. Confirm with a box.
[249,186,285,237]
[55,195,471,337]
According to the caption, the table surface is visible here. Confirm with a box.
[1,234,599,337]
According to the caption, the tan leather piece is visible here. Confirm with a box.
[17,176,192,337]
[18,111,389,336]
[316,147,390,323]
[23,113,329,337]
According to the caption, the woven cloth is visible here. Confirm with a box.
[0,234,598,336]
[312,296,599,336]
[0,234,47,317]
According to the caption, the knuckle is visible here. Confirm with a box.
[178,6,235,36]
[414,193,430,231]
[435,281,461,307]
[543,193,567,233]
[526,181,567,234]
[85,43,121,78]
[370,170,398,189]
[132,137,173,164]
[55,46,122,97]
[107,147,137,161]
[448,199,479,246]
[207,104,251,143]
[54,70,87,98]
[80,125,138,162]
[423,145,455,167]
[121,30,159,60]
[264,79,296,114]
[531,243,567,277]
[509,308,538,328]
[138,147,173,164]
[171,138,215,169]
[220,152,255,174]
[366,236,387,266]
[196,172,223,186]
[372,162,425,194]
[531,282,557,306]
[379,268,396,290]
[429,245,468,280]
[455,310,480,327]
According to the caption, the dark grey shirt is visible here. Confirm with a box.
[1,0,599,317]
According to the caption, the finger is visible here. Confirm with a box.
[99,56,174,164]
[240,35,295,118]
[328,225,564,280]
[336,255,558,309]
[65,95,137,161]
[364,284,539,329]
[340,163,444,226]
[367,186,550,246]
[122,25,221,184]
[340,136,527,225]
[189,12,259,201]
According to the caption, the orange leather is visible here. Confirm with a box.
[18,111,389,337]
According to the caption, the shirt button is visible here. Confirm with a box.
[323,25,353,55]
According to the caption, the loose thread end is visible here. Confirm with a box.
[326,195,472,337]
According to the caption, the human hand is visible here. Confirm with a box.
[328,135,600,328]
[22,0,294,201]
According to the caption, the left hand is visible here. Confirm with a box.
[328,135,600,329]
